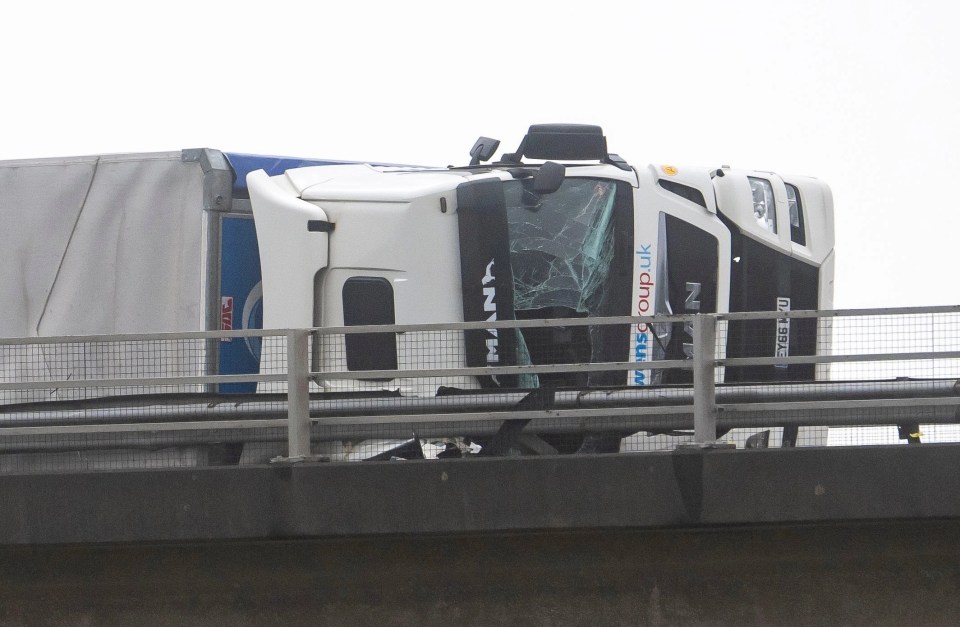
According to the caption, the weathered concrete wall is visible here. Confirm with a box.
[2,521,959,625]
[3,445,960,623]
[2,445,960,545]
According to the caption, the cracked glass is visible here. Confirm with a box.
[503,178,618,316]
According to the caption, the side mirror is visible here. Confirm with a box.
[469,137,500,166]
[533,161,565,194]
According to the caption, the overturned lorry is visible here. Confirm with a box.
[250,124,833,392]
[0,125,834,459]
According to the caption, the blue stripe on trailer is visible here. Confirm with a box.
[224,153,359,198]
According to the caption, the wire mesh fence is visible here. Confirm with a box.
[1,306,960,473]
[717,307,960,447]
[822,308,960,445]
[0,329,290,472]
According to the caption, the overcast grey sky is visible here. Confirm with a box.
[3,1,957,309]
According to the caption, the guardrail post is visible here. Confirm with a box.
[693,314,717,444]
[287,330,311,459]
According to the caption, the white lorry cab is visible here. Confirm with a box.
[248,124,834,395]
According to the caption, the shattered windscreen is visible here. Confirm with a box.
[457,174,631,388]
[503,178,618,316]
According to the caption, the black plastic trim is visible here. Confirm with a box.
[308,220,335,233]
[343,277,397,373]
[658,179,707,209]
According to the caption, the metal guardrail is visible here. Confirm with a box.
[1,306,959,467]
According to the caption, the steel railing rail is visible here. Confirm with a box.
[5,379,954,424]
[2,307,960,459]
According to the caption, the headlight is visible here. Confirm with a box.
[785,184,800,228]
[785,183,806,246]
[748,177,777,234]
